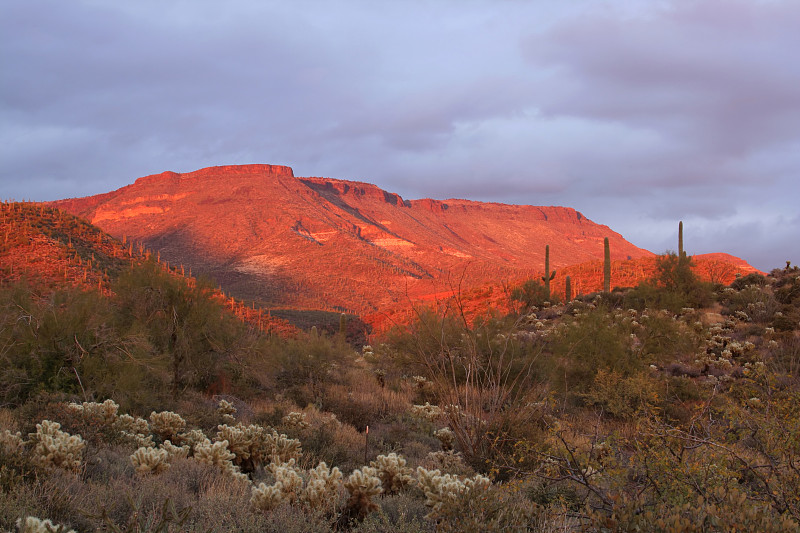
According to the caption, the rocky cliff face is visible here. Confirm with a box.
[50,164,750,324]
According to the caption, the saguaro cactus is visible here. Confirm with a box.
[603,237,611,293]
[565,275,572,302]
[541,245,556,298]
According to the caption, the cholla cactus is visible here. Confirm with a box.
[113,414,152,447]
[177,428,207,452]
[28,420,85,472]
[114,414,150,435]
[194,438,235,467]
[66,399,118,425]
[251,460,304,511]
[148,411,186,441]
[215,424,254,464]
[217,399,237,424]
[119,431,155,449]
[130,446,170,475]
[423,451,471,476]
[370,453,413,494]
[282,411,309,430]
[343,466,383,519]
[1,429,25,455]
[411,375,428,389]
[434,427,455,451]
[250,482,286,512]
[214,423,301,471]
[16,516,76,533]
[160,440,190,459]
[268,430,302,464]
[301,461,343,513]
[409,403,442,424]
[415,467,491,520]
[194,438,248,481]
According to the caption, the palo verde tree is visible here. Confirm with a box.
[112,259,244,399]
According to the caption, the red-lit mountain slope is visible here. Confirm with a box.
[0,201,296,337]
[49,164,754,322]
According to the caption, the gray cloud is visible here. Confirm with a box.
[1,0,798,271]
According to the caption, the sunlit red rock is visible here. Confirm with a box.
[50,164,758,327]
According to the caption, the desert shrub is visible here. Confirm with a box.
[583,370,660,420]
[549,305,641,402]
[350,493,432,532]
[0,285,111,404]
[511,279,556,311]
[730,272,769,291]
[625,253,714,313]
[270,331,354,406]
[386,307,546,468]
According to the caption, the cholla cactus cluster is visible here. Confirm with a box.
[148,411,186,441]
[434,427,455,451]
[194,438,247,480]
[217,399,237,424]
[250,460,343,514]
[130,446,171,475]
[370,453,413,494]
[250,459,305,511]
[176,428,207,451]
[113,414,153,447]
[343,466,383,519]
[215,423,302,470]
[1,429,25,455]
[66,399,119,425]
[281,411,309,430]
[160,439,190,459]
[409,402,442,423]
[415,467,491,520]
[16,516,76,533]
[302,461,343,513]
[28,420,85,472]
[423,450,471,476]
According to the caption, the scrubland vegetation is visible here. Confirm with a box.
[2,245,800,532]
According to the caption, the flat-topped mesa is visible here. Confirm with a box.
[133,164,295,187]
[417,199,586,224]
[300,177,408,207]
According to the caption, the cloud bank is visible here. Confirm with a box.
[2,0,798,271]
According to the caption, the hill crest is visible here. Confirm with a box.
[49,164,756,325]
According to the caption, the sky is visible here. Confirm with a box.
[2,0,798,272]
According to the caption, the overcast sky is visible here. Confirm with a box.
[2,0,798,271]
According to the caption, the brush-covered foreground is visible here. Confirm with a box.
[2,254,800,532]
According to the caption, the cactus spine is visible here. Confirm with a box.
[565,275,572,302]
[603,237,611,293]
